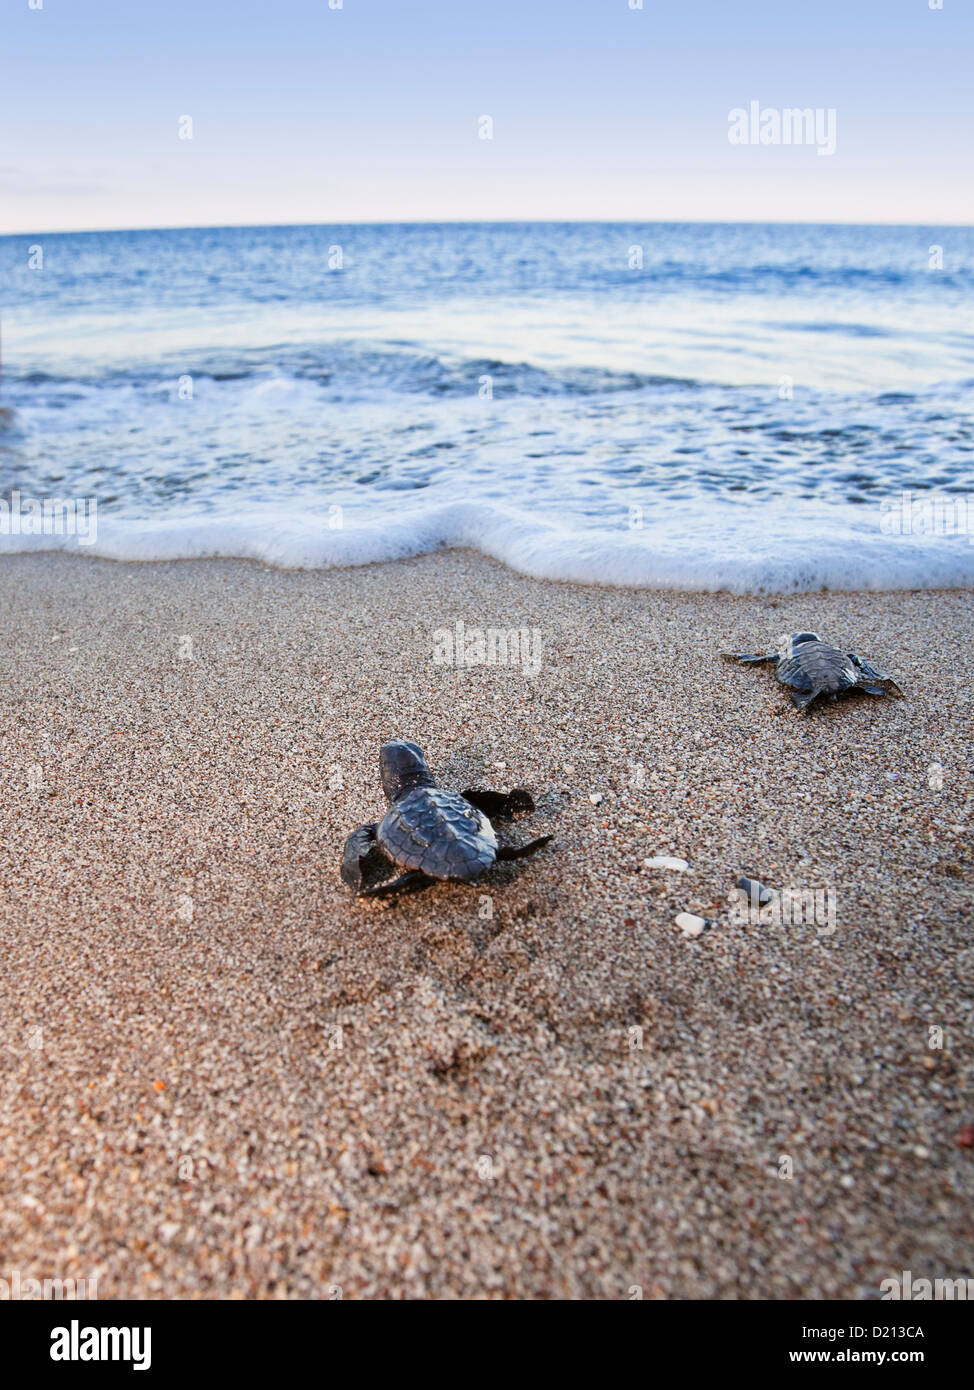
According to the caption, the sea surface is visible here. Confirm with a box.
[1,221,972,591]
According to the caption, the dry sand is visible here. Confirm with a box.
[0,549,971,1299]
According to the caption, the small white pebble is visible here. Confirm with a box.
[589,792,604,805]
[645,856,689,872]
[675,912,707,938]
[839,1174,855,1189]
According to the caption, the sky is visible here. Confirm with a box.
[1,0,972,234]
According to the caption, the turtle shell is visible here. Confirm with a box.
[377,786,498,881]
[777,637,859,696]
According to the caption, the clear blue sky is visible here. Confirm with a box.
[2,0,972,233]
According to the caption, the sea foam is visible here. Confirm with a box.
[3,499,971,594]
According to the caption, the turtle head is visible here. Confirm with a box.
[379,740,434,802]
[777,631,820,660]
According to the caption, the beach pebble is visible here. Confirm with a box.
[589,792,604,805]
[737,876,777,905]
[675,912,710,939]
[645,856,689,871]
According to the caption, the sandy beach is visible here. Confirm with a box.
[0,548,971,1299]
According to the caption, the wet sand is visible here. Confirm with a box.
[0,549,971,1299]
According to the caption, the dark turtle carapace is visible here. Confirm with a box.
[341,740,553,898]
[724,631,904,715]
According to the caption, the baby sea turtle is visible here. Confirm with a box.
[341,740,553,898]
[724,631,904,715]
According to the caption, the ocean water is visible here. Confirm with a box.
[1,221,972,592]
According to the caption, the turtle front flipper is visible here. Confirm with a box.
[461,786,535,821]
[341,823,395,892]
[722,651,778,664]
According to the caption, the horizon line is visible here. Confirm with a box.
[3,215,974,240]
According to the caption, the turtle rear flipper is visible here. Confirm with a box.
[496,834,553,862]
[861,679,904,698]
[790,688,818,715]
[849,654,904,698]
[462,786,535,821]
[341,823,396,892]
[360,869,432,899]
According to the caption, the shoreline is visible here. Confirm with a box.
[2,504,973,595]
[0,549,970,1298]
[1,536,973,589]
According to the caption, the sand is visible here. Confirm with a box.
[0,549,971,1300]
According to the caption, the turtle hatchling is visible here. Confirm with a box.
[723,631,904,715]
[341,740,553,898]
